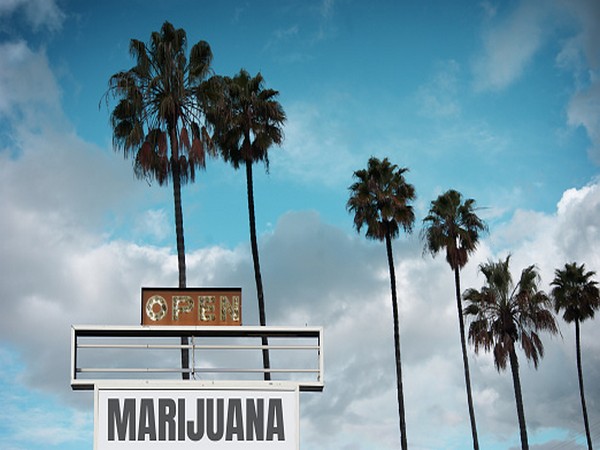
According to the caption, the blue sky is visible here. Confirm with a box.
[1,0,599,449]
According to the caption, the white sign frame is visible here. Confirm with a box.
[94,381,299,450]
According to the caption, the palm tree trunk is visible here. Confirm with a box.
[454,267,479,450]
[245,159,271,381]
[385,231,408,450]
[575,320,594,450]
[509,348,529,450]
[172,164,187,288]
[170,128,190,380]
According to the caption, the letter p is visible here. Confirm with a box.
[173,296,194,321]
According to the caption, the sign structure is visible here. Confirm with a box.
[72,287,322,449]
[141,288,241,326]
[95,383,299,450]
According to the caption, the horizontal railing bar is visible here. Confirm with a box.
[73,325,322,339]
[77,344,319,350]
[191,368,320,374]
[78,368,185,373]
[77,368,319,374]
[70,379,324,392]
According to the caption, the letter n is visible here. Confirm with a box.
[220,295,240,322]
[246,398,264,440]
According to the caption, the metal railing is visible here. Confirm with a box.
[71,325,324,392]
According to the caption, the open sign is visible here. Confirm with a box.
[141,288,242,326]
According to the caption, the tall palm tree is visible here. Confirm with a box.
[347,156,416,450]
[202,70,286,380]
[106,21,213,379]
[463,256,558,450]
[422,189,487,450]
[551,262,600,450]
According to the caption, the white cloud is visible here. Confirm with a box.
[473,0,600,164]
[554,182,600,262]
[0,41,62,122]
[567,80,600,163]
[557,0,600,162]
[479,1,497,20]
[320,0,335,19]
[473,0,550,91]
[0,0,65,32]
[134,209,171,242]
[416,60,461,118]
[0,348,92,449]
[272,101,361,188]
[561,0,600,71]
[274,24,299,40]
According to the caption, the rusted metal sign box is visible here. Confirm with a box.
[141,288,241,326]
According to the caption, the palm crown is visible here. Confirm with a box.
[202,69,285,170]
[107,21,213,184]
[347,157,415,241]
[551,262,600,323]
[422,189,487,270]
[464,256,558,370]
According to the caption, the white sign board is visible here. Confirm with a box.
[95,383,299,450]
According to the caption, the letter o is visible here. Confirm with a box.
[146,295,168,322]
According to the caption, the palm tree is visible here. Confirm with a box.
[106,21,213,379]
[347,156,415,450]
[463,256,558,450]
[202,70,286,380]
[422,189,487,450]
[551,262,600,450]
